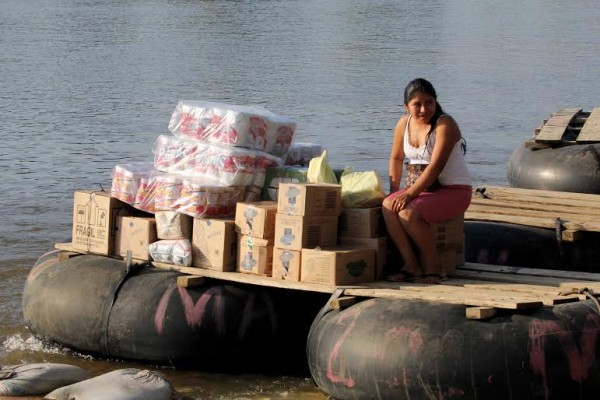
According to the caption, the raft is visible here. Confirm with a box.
[507,108,600,193]
[307,295,600,400]
[22,250,327,372]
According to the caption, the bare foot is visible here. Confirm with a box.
[417,273,447,284]
[387,270,422,282]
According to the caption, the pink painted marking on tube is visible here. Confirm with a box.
[529,313,600,384]
[326,309,361,388]
[154,283,177,335]
[178,286,225,334]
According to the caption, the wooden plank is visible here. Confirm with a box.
[151,261,337,294]
[460,262,600,281]
[535,108,582,142]
[577,108,600,142]
[473,186,600,209]
[443,278,586,301]
[330,296,357,310]
[467,202,599,221]
[466,307,497,320]
[464,211,600,235]
[454,269,600,292]
[343,287,542,310]
[58,251,79,261]
[177,276,206,287]
[475,185,600,203]
[470,196,600,216]
[373,280,577,306]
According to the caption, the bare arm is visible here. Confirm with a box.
[388,116,408,194]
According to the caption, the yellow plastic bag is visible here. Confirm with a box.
[340,170,385,208]
[307,150,338,184]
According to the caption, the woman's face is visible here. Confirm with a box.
[404,92,436,124]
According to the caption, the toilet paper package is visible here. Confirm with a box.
[167,100,296,157]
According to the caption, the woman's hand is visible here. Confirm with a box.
[390,191,414,213]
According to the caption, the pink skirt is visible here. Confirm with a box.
[385,185,472,223]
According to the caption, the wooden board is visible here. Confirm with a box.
[535,108,582,142]
[577,108,600,142]
[467,186,600,239]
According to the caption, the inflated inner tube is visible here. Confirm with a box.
[465,221,600,271]
[307,297,600,400]
[507,143,600,193]
[23,250,328,372]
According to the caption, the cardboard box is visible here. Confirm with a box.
[155,211,193,240]
[437,217,464,246]
[71,190,130,255]
[274,214,338,251]
[192,218,236,271]
[272,248,301,281]
[301,247,376,285]
[261,166,346,201]
[277,183,341,216]
[339,236,388,280]
[115,216,157,260]
[237,234,273,276]
[235,201,278,239]
[438,235,465,275]
[339,207,385,238]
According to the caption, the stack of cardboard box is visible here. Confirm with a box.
[234,201,278,276]
[272,183,377,286]
[338,207,388,280]
[436,216,466,275]
[272,183,340,281]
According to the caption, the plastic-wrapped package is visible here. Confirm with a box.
[149,239,192,266]
[111,163,243,218]
[155,211,193,240]
[154,174,181,211]
[153,135,257,186]
[253,152,284,188]
[167,100,296,157]
[285,142,324,166]
[174,178,244,218]
[111,162,156,204]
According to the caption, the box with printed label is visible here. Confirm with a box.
[155,211,193,240]
[272,248,301,281]
[301,247,376,286]
[261,166,346,201]
[338,207,385,238]
[234,201,278,239]
[192,218,236,271]
[274,214,338,251]
[115,216,157,260]
[277,183,341,216]
[339,236,388,280]
[71,190,131,255]
[237,234,273,276]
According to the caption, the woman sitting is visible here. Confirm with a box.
[383,78,471,284]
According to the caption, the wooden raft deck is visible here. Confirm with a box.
[149,260,600,320]
[466,185,600,241]
[56,228,600,321]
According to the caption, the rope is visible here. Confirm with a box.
[558,287,600,315]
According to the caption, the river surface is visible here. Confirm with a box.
[1,0,600,398]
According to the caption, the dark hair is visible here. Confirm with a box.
[404,78,466,155]
[403,78,445,122]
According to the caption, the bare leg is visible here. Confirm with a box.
[398,207,446,283]
[382,198,422,279]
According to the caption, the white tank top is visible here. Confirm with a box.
[403,115,471,186]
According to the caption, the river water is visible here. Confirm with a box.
[1,0,600,398]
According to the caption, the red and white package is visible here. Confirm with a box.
[167,100,296,157]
